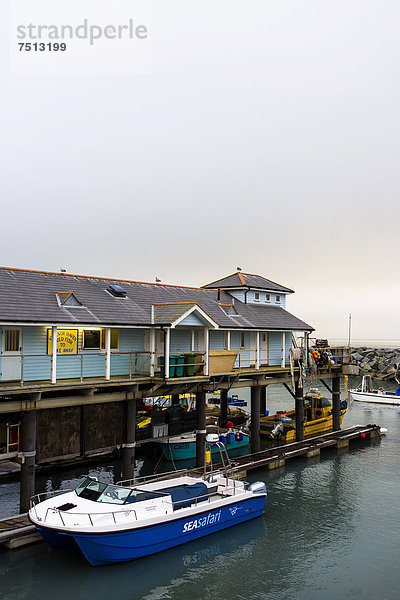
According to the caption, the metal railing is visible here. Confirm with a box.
[117,468,190,486]
[29,485,243,529]
[0,351,152,387]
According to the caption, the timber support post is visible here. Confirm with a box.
[250,386,261,453]
[295,382,304,442]
[332,376,341,431]
[195,391,206,468]
[122,399,137,481]
[219,389,228,427]
[19,410,37,514]
[260,386,267,417]
[171,394,180,406]
[80,405,87,457]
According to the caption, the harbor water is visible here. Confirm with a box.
[1,379,400,600]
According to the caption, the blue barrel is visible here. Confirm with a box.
[219,435,226,444]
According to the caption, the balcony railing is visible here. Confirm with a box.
[0,345,344,389]
[0,351,152,387]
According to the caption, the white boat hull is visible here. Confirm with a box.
[350,390,400,405]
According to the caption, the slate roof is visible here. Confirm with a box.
[202,272,294,293]
[0,267,313,331]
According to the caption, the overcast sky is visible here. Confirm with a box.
[1,1,399,341]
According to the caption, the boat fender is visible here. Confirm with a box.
[207,472,222,483]
[205,450,211,464]
[340,400,347,410]
[219,435,226,444]
[249,482,267,495]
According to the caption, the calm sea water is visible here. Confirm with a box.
[1,378,400,600]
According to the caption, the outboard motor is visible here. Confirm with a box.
[249,481,267,495]
[270,421,284,439]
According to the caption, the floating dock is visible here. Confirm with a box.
[0,424,381,550]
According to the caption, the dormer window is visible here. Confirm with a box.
[265,294,270,303]
[254,292,260,302]
[275,295,281,303]
[56,292,83,308]
[220,304,238,316]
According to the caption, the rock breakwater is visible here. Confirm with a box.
[351,347,400,379]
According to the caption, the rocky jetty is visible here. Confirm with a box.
[351,347,400,379]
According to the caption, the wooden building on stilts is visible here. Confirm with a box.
[0,266,346,512]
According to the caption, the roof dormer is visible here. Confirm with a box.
[201,271,293,306]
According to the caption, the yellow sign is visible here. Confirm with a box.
[47,329,78,355]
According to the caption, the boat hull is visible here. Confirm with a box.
[350,391,400,405]
[52,495,265,566]
[260,411,346,443]
[36,526,74,547]
[159,435,249,461]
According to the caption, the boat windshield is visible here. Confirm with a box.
[74,478,164,505]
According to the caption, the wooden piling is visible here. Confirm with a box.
[332,376,341,431]
[219,389,228,427]
[250,386,261,453]
[260,386,267,417]
[295,382,304,442]
[122,400,136,481]
[195,391,206,468]
[19,410,37,514]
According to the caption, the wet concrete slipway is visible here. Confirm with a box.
[1,380,400,600]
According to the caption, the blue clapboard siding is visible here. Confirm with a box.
[178,313,207,327]
[268,332,282,366]
[267,332,291,364]
[110,329,145,376]
[170,329,191,353]
[230,330,250,368]
[227,290,286,308]
[229,290,246,303]
[22,326,52,381]
[209,330,225,350]
[285,332,292,361]
[21,326,147,381]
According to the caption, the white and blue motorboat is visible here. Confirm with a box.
[29,462,267,566]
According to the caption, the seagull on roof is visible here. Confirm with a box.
[155,277,161,283]
[236,267,242,272]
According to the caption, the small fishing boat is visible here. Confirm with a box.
[260,388,347,443]
[207,394,247,407]
[158,429,249,461]
[206,405,248,426]
[350,376,400,405]
[29,438,267,567]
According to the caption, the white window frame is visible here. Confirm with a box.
[82,328,119,350]
[254,292,260,302]
[240,332,245,349]
[275,295,281,304]
[265,294,270,303]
